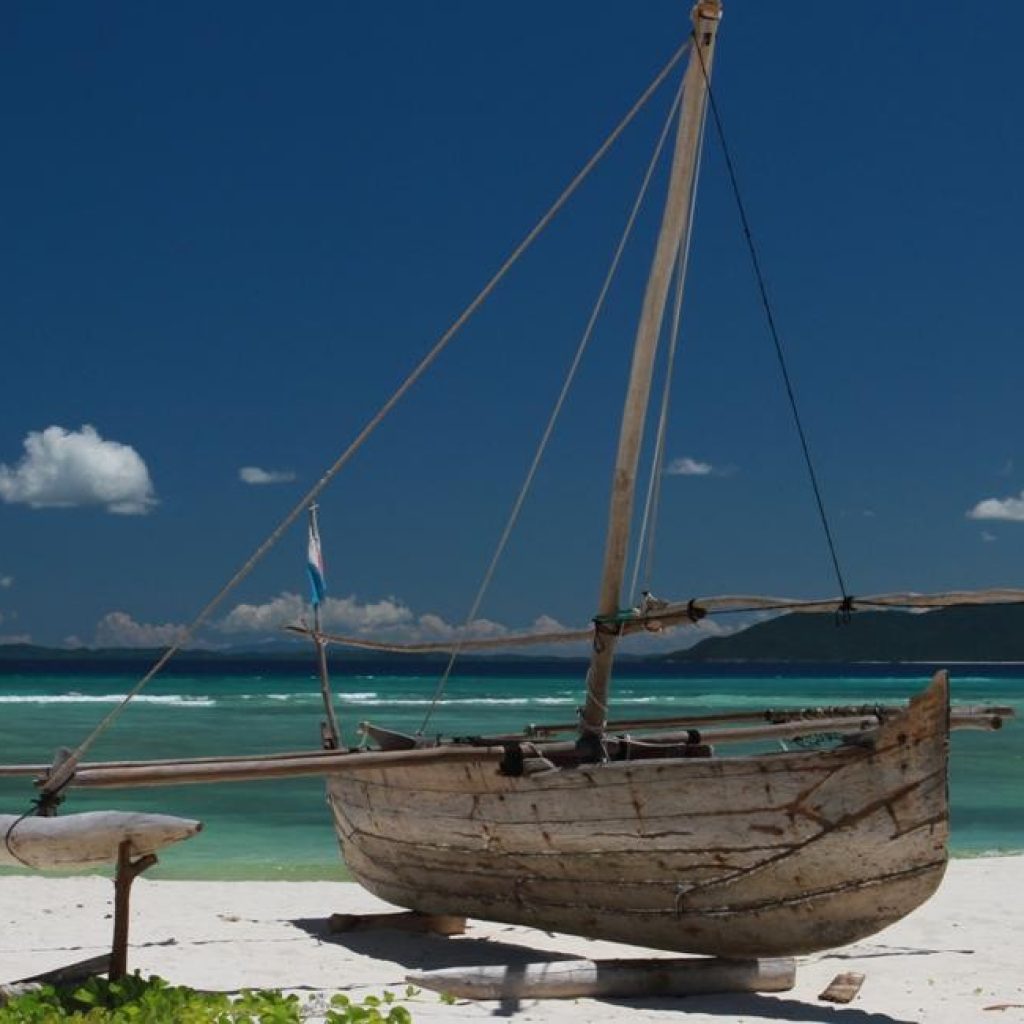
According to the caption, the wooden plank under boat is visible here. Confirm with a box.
[326,671,949,959]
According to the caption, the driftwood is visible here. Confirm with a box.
[328,911,465,936]
[819,971,866,1004]
[407,956,795,1000]
[0,811,201,870]
[3,955,111,1004]
[12,954,110,987]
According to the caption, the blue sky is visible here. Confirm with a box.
[2,1,1023,649]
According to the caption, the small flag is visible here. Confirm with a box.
[307,517,326,607]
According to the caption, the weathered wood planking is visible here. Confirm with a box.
[327,673,949,958]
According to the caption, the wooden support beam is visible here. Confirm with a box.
[328,911,466,937]
[110,841,158,982]
[407,955,795,1000]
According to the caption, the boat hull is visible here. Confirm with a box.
[326,674,949,957]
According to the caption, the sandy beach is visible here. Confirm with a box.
[0,856,1021,1023]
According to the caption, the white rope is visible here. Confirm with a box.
[628,67,711,605]
[417,73,689,735]
[40,40,693,798]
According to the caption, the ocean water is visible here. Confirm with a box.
[0,663,1020,879]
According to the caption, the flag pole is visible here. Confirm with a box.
[307,504,342,750]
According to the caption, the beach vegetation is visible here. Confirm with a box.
[0,973,417,1023]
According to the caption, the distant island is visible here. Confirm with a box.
[666,604,1024,663]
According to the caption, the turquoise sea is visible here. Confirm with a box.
[1,662,1021,879]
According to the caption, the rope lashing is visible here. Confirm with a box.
[835,595,855,626]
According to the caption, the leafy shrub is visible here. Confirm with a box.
[0,974,417,1023]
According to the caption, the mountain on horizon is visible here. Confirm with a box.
[669,604,1024,662]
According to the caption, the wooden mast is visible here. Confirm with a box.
[581,1,722,736]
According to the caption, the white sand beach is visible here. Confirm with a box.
[1,856,1022,1023]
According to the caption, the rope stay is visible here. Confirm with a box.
[690,37,851,602]
[416,71,690,736]
[38,39,694,800]
[628,54,711,607]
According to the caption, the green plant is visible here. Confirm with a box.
[0,974,416,1024]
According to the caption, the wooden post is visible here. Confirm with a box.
[110,841,157,981]
[308,504,342,750]
[581,1,724,736]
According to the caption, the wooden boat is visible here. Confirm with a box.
[327,674,949,957]
[317,0,952,957]
[2,0,1015,962]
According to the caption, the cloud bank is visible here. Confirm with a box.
[967,493,1024,522]
[214,591,727,653]
[239,466,297,485]
[0,425,156,515]
[87,595,737,655]
[218,591,518,645]
[94,611,188,648]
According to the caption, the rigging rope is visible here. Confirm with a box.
[417,72,690,736]
[636,243,686,598]
[628,58,711,606]
[38,39,693,800]
[291,587,1024,654]
[691,37,851,602]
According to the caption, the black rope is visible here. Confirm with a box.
[3,797,53,869]
[691,34,851,603]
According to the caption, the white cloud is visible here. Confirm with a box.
[0,425,156,515]
[94,611,188,648]
[239,466,297,486]
[981,531,997,543]
[0,633,31,645]
[967,493,1024,522]
[218,592,577,648]
[0,575,12,589]
[531,614,569,634]
[219,592,417,635]
[665,456,713,477]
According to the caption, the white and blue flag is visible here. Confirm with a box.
[307,518,326,607]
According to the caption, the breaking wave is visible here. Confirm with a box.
[0,694,216,707]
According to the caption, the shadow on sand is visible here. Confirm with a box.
[289,917,921,1023]
[290,917,579,972]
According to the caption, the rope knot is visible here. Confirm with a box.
[835,595,855,626]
